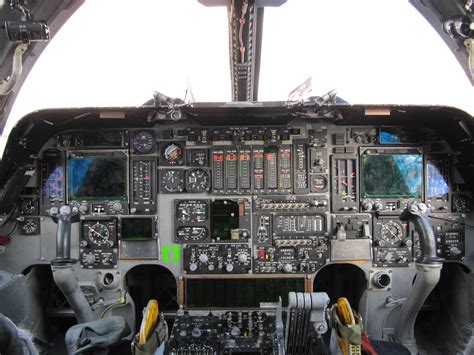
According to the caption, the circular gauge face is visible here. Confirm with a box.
[453,195,470,212]
[132,131,155,153]
[160,169,184,193]
[380,221,403,245]
[311,175,327,191]
[21,218,39,235]
[20,198,38,215]
[88,223,111,246]
[176,226,209,242]
[162,143,183,164]
[186,169,210,193]
[176,200,209,223]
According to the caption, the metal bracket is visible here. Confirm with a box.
[466,38,474,80]
[0,43,28,96]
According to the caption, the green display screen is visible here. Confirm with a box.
[121,218,153,241]
[360,154,423,199]
[211,200,239,240]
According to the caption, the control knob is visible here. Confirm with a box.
[362,201,373,211]
[79,204,88,214]
[230,326,241,336]
[283,263,293,273]
[374,202,383,212]
[450,246,461,255]
[225,264,234,273]
[238,253,248,263]
[111,202,122,212]
[84,254,96,265]
[191,327,202,338]
[198,254,209,263]
[189,263,198,272]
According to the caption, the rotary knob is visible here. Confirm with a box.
[374,202,383,212]
[238,253,248,263]
[199,254,209,263]
[230,326,241,336]
[450,246,461,255]
[79,204,88,214]
[84,254,96,265]
[362,201,373,211]
[189,263,198,272]
[111,202,122,212]
[225,264,234,273]
[283,263,293,273]
[191,327,202,338]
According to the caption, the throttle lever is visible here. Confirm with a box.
[399,202,443,264]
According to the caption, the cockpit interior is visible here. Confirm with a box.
[0,1,473,354]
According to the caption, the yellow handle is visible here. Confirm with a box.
[337,297,355,326]
[138,299,159,345]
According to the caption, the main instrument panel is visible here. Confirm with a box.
[25,122,469,273]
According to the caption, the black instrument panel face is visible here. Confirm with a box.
[39,124,469,273]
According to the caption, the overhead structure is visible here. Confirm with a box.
[198,0,287,101]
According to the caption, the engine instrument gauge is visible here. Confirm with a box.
[20,218,40,235]
[162,143,183,165]
[132,131,155,154]
[160,169,185,193]
[176,200,209,223]
[380,220,404,245]
[87,222,113,246]
[20,198,39,215]
[186,169,210,193]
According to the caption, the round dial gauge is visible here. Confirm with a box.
[453,195,471,213]
[20,198,38,215]
[21,218,39,235]
[176,226,209,242]
[186,169,210,193]
[88,223,111,246]
[176,200,208,223]
[160,169,184,193]
[132,131,155,153]
[311,175,327,191]
[162,143,183,164]
[381,221,403,245]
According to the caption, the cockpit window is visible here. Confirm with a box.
[2,0,474,155]
[259,1,473,108]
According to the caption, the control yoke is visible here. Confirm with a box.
[49,205,80,265]
[394,202,443,352]
[399,202,444,264]
[49,205,94,324]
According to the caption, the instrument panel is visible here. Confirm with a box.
[32,123,471,272]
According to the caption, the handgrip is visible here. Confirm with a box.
[49,205,79,265]
[399,202,443,264]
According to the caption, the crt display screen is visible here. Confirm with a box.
[121,218,153,241]
[67,156,127,200]
[361,154,423,199]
